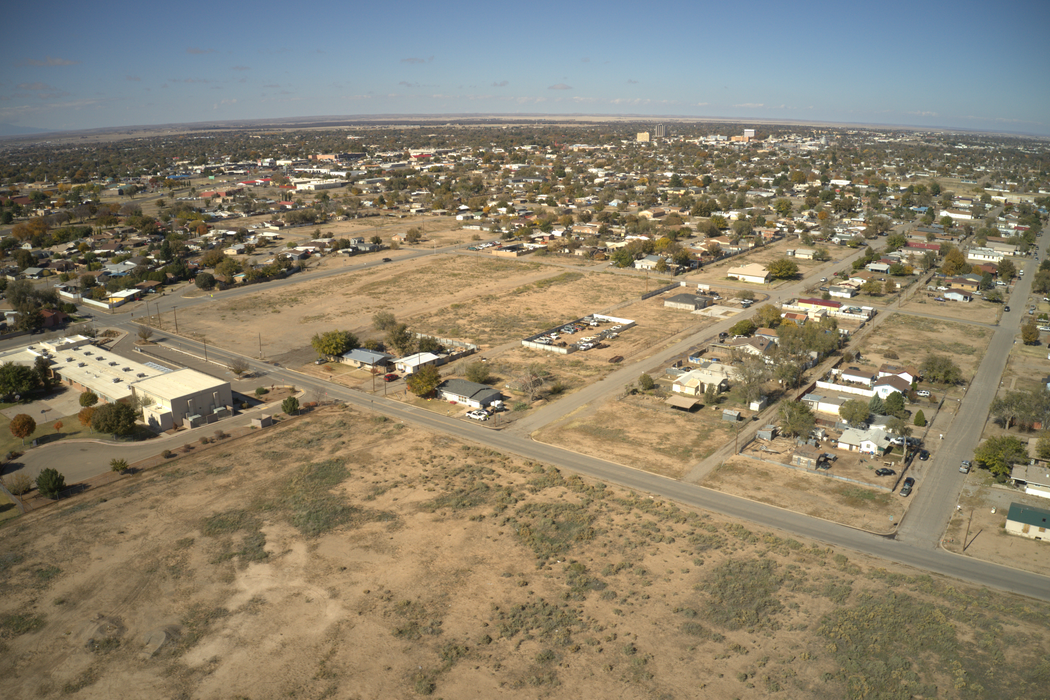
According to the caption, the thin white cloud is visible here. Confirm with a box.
[18,56,78,67]
[627,79,638,84]
[231,65,250,71]
[126,75,141,82]
[17,82,54,91]
[401,56,433,64]
[492,80,508,87]
[548,83,572,90]
[907,110,938,117]
[734,103,765,108]
[186,47,215,55]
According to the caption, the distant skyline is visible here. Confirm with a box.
[3,0,1049,137]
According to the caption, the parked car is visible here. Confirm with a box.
[383,373,398,382]
[960,460,971,474]
[381,257,392,262]
[918,450,929,461]
[1004,305,1010,312]
[916,389,931,397]
[900,477,915,496]
[875,467,896,476]
[466,410,488,421]
[608,355,624,363]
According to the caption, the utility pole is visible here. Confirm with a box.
[173,306,179,334]
[963,508,974,551]
[203,337,208,363]
[258,333,263,359]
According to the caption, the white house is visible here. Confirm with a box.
[1005,503,1050,541]
[726,263,771,284]
[394,352,441,375]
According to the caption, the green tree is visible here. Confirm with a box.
[638,373,655,391]
[36,468,66,498]
[1037,433,1050,461]
[921,354,962,384]
[884,391,907,418]
[767,258,799,279]
[9,413,36,446]
[941,247,968,276]
[90,402,137,438]
[998,259,1016,280]
[736,355,770,405]
[754,304,782,329]
[868,395,886,415]
[886,416,912,441]
[973,435,1028,478]
[914,409,927,427]
[311,330,359,358]
[778,401,815,438]
[280,396,300,415]
[79,391,99,407]
[465,362,491,384]
[1021,321,1040,345]
[839,399,870,427]
[110,458,130,474]
[406,364,441,397]
[0,361,40,397]
[729,319,756,337]
[387,323,416,356]
[372,311,398,331]
[196,272,216,290]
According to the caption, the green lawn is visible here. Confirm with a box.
[0,411,96,459]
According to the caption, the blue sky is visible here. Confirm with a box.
[3,0,1049,136]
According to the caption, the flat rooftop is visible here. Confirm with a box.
[131,368,228,400]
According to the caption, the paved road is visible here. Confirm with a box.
[896,225,1049,545]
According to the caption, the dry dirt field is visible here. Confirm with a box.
[180,256,651,360]
[857,312,993,383]
[703,457,906,534]
[898,295,1004,325]
[4,409,1049,700]
[535,394,739,480]
[693,238,847,286]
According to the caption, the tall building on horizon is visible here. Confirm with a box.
[654,124,667,138]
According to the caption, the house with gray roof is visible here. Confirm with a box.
[340,348,394,368]
[436,378,502,409]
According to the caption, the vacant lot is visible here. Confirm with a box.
[858,312,992,382]
[703,456,906,533]
[899,295,1004,325]
[182,256,650,359]
[1,409,1047,700]
[536,393,739,479]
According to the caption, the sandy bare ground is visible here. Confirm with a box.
[898,295,1005,325]
[181,255,645,358]
[2,408,1047,700]
[856,312,993,383]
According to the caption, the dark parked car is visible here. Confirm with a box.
[918,450,929,461]
[900,477,915,496]
[875,468,896,476]
[381,257,392,262]
[1004,306,1010,312]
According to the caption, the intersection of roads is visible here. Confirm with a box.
[9,223,1050,602]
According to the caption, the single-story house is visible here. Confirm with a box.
[672,368,729,396]
[837,427,891,455]
[828,285,857,299]
[634,254,664,270]
[1011,462,1050,500]
[726,263,771,285]
[340,348,394,368]
[436,378,502,408]
[840,368,876,386]
[394,352,441,375]
[944,289,972,302]
[664,294,711,311]
[873,375,911,400]
[1005,502,1050,541]
[878,364,919,385]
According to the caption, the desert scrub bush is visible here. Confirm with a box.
[698,558,786,631]
[491,600,585,644]
[161,449,175,458]
[0,612,46,638]
[392,599,444,640]
[512,502,595,561]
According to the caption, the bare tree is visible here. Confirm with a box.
[136,325,153,343]
[227,357,251,377]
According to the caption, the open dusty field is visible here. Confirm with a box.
[999,331,1050,394]
[693,238,848,286]
[2,408,1047,700]
[535,393,736,479]
[703,456,906,534]
[857,312,993,383]
[179,256,651,360]
[898,295,1004,325]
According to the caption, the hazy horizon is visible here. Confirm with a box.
[3,0,1048,137]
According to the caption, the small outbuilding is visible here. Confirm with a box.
[1005,502,1050,541]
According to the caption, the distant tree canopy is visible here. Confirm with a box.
[311,330,359,358]
[974,435,1028,478]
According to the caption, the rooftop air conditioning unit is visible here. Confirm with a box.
[78,362,86,367]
